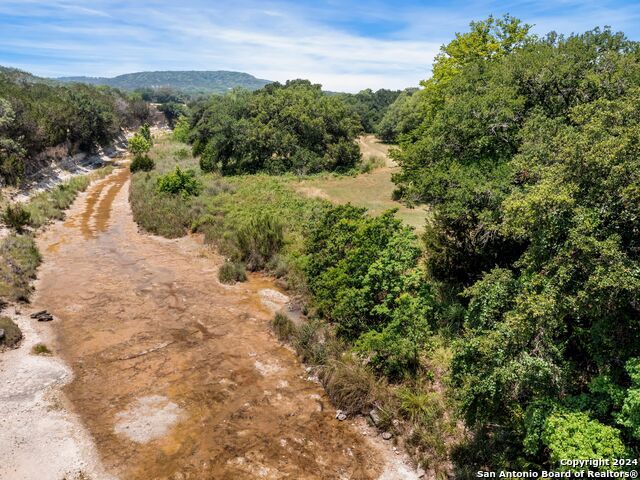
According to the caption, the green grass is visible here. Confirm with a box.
[0,316,22,348]
[31,342,52,355]
[292,168,429,231]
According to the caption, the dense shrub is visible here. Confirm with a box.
[129,154,155,173]
[2,203,31,232]
[355,293,431,380]
[304,205,425,340]
[128,133,151,157]
[139,122,153,145]
[172,115,190,143]
[156,166,201,197]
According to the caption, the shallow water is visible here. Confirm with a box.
[34,166,382,479]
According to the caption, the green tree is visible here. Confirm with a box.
[139,122,153,145]
[190,81,362,175]
[128,133,151,157]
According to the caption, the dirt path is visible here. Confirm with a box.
[356,135,395,167]
[295,136,428,231]
[30,166,393,479]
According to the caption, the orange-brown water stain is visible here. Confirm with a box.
[79,169,118,239]
[93,167,130,235]
[33,167,384,480]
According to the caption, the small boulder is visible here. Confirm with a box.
[336,410,347,421]
[0,329,5,341]
[381,432,392,440]
[30,310,47,319]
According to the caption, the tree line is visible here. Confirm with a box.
[0,69,149,186]
[390,15,640,469]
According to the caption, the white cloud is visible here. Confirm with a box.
[1,0,639,91]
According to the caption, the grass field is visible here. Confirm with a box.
[292,136,428,231]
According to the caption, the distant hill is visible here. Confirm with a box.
[56,70,272,95]
[0,65,53,85]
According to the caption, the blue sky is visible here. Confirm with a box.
[1,0,640,92]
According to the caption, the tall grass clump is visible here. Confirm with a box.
[358,155,386,174]
[234,213,284,271]
[398,385,456,475]
[320,355,379,415]
[293,319,330,365]
[217,259,247,284]
[0,233,41,302]
[1,203,31,232]
[271,312,297,342]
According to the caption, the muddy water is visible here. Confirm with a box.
[34,167,383,479]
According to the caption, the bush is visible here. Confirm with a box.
[173,115,190,143]
[358,155,385,174]
[2,203,31,232]
[0,316,22,348]
[217,260,247,284]
[156,166,201,197]
[542,412,628,470]
[305,205,423,340]
[271,312,297,341]
[355,293,431,380]
[320,356,378,414]
[234,213,284,270]
[128,133,151,156]
[130,154,155,173]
